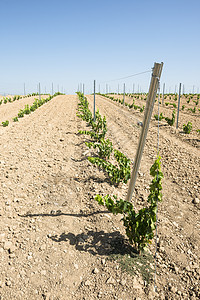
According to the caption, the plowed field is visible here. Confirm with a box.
[0,94,199,300]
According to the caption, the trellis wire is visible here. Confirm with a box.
[99,69,151,84]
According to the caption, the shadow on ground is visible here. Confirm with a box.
[48,229,133,256]
[19,209,111,218]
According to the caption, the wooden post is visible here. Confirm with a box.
[126,62,163,203]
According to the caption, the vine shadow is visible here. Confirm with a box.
[49,229,134,256]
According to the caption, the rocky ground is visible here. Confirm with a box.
[0,94,199,299]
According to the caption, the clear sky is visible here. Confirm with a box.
[0,0,199,95]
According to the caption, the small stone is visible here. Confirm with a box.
[177,291,182,295]
[6,280,12,286]
[0,233,6,242]
[186,266,191,271]
[83,150,90,156]
[45,292,51,300]
[120,279,126,286]
[41,270,46,275]
[74,264,78,270]
[40,244,46,251]
[106,276,115,284]
[3,241,13,251]
[93,268,99,274]
[170,286,177,293]
[60,138,64,142]
[101,259,106,265]
[9,244,16,253]
[9,253,15,258]
[42,183,48,188]
[0,280,5,288]
[13,198,20,203]
[85,280,91,286]
[174,266,179,274]
[159,246,165,252]
[193,198,199,204]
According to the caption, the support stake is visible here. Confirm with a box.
[123,83,125,105]
[176,83,182,129]
[162,83,165,105]
[39,83,41,100]
[126,62,163,203]
[94,80,96,122]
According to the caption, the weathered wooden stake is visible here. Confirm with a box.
[126,62,163,203]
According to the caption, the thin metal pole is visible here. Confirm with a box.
[94,80,96,122]
[154,81,161,293]
[176,83,182,129]
[123,83,125,105]
[126,62,163,203]
[133,83,135,94]
[52,83,54,95]
[183,84,185,94]
[39,83,41,100]
[162,83,165,105]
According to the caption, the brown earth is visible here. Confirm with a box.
[0,94,199,300]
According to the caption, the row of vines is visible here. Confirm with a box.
[100,93,199,135]
[1,92,63,127]
[76,92,163,254]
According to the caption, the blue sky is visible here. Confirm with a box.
[0,0,199,95]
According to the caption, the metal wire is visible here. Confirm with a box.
[154,81,160,292]
[99,69,152,84]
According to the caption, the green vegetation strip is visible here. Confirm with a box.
[1,92,64,127]
[76,92,163,256]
